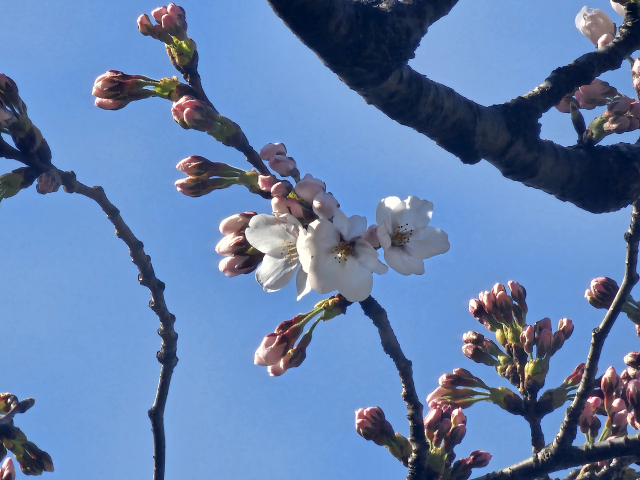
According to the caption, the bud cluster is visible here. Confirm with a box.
[174,156,263,198]
[422,404,491,480]
[355,407,412,466]
[0,73,51,164]
[254,295,349,377]
[215,212,264,277]
[138,3,196,67]
[92,70,181,111]
[468,281,572,395]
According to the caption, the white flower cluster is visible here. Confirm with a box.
[235,189,450,303]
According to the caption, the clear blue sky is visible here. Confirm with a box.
[2,1,638,478]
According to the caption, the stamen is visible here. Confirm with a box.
[280,240,298,264]
[391,223,413,246]
[331,241,355,263]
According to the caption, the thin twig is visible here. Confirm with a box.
[359,296,429,480]
[552,201,640,453]
[59,170,178,480]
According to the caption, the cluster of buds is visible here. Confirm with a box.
[92,70,182,111]
[138,4,196,67]
[174,156,268,198]
[259,144,340,223]
[216,212,263,277]
[468,281,572,395]
[555,80,618,113]
[0,393,53,475]
[427,368,524,416]
[585,97,640,144]
[585,276,640,327]
[536,363,585,416]
[254,295,349,376]
[355,407,411,465]
[0,74,51,164]
[423,404,491,480]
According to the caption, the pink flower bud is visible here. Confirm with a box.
[479,291,496,315]
[219,212,256,235]
[259,142,287,160]
[138,14,155,35]
[575,7,615,46]
[495,290,513,314]
[555,96,573,113]
[625,352,640,369]
[536,329,553,358]
[627,379,640,409]
[270,180,293,197]
[608,97,634,115]
[0,458,15,480]
[462,344,499,366]
[629,411,640,430]
[271,196,289,214]
[356,407,395,445]
[218,255,255,277]
[312,192,340,219]
[558,318,574,339]
[586,277,619,309]
[467,450,492,468]
[611,0,626,17]
[443,424,466,453]
[604,115,631,133]
[521,325,534,354]
[0,108,14,128]
[94,98,130,110]
[267,362,286,377]
[491,283,506,296]
[176,156,242,178]
[294,173,326,202]
[508,280,526,304]
[609,397,627,415]
[603,366,620,411]
[612,409,628,430]
[254,333,288,366]
[172,95,217,131]
[564,363,586,387]
[257,175,277,192]
[215,234,248,256]
[629,102,640,118]
[629,117,640,131]
[469,299,488,321]
[535,317,552,334]
[362,225,380,248]
[450,408,466,426]
[268,155,297,177]
[549,330,566,356]
[426,386,449,404]
[151,6,168,23]
[36,171,61,194]
[597,33,615,49]
[174,176,234,196]
[286,198,305,219]
[462,331,484,345]
[575,91,598,110]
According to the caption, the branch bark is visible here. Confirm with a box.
[59,171,178,480]
[267,0,640,213]
[359,296,429,480]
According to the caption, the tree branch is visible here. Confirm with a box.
[58,171,178,480]
[471,433,640,480]
[552,200,640,452]
[267,1,640,213]
[359,296,429,480]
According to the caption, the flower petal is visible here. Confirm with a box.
[338,258,374,302]
[384,247,426,276]
[376,196,402,226]
[255,255,299,291]
[245,214,298,256]
[408,226,450,259]
[296,268,312,301]
[308,254,342,294]
[393,196,433,229]
[305,219,340,255]
[354,239,388,275]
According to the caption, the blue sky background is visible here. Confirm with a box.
[2,1,639,478]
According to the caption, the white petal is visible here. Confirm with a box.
[308,253,342,294]
[255,255,299,291]
[296,229,312,273]
[393,196,433,229]
[245,214,297,256]
[343,214,367,241]
[384,247,425,276]
[407,227,450,259]
[376,196,402,226]
[305,219,341,255]
[296,268,312,301]
[376,220,393,249]
[338,258,374,302]
[354,239,388,275]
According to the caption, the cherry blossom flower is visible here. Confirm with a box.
[375,196,450,275]
[297,209,388,302]
[575,7,615,46]
[245,213,310,299]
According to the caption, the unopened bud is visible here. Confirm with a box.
[0,458,15,480]
[175,176,236,196]
[536,329,553,358]
[558,318,574,339]
[294,173,326,203]
[585,277,619,309]
[521,325,534,354]
[268,155,297,177]
[259,142,287,159]
[176,156,243,178]
[218,254,261,277]
[625,351,640,369]
[564,363,586,387]
[312,192,340,219]
[462,344,499,366]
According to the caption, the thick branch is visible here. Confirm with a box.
[471,433,640,480]
[59,171,178,480]
[359,296,429,480]
[267,1,640,213]
[552,201,640,452]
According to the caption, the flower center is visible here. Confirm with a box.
[281,240,298,265]
[331,241,355,263]
[391,223,413,246]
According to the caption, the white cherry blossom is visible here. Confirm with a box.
[376,196,449,276]
[244,213,310,299]
[575,7,615,46]
[297,209,388,302]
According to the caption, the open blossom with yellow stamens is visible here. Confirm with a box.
[244,213,311,299]
[376,196,450,275]
[297,209,388,302]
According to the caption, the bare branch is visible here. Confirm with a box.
[267,1,640,213]
[359,296,429,480]
[552,201,640,452]
[58,171,178,480]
